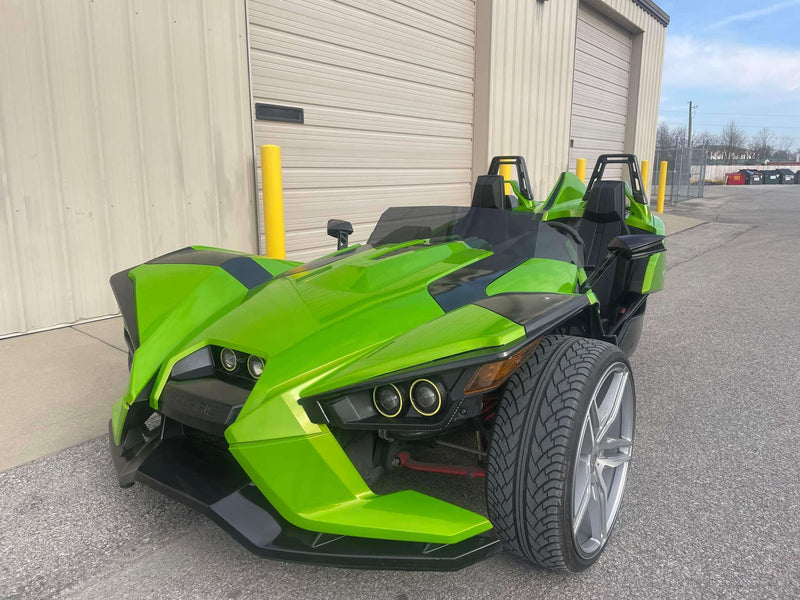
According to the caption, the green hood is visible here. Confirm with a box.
[182,242,520,415]
[120,239,579,446]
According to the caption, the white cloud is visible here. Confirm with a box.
[706,0,800,29]
[662,34,800,97]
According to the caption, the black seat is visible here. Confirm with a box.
[471,175,512,210]
[577,181,629,319]
[577,181,629,268]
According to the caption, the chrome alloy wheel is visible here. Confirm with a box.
[572,362,634,558]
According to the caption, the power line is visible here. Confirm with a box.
[660,120,800,130]
[660,109,800,118]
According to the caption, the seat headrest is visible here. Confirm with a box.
[582,181,626,223]
[471,175,508,210]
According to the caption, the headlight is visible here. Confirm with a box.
[169,345,265,391]
[373,384,403,418]
[410,379,442,416]
[299,338,541,433]
[247,355,265,379]
[220,347,237,372]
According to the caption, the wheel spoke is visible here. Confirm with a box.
[599,436,633,452]
[597,453,631,469]
[588,399,600,445]
[588,467,609,543]
[586,411,597,447]
[573,469,592,534]
[597,371,628,442]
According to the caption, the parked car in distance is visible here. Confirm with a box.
[776,168,796,184]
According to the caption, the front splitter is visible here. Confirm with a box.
[109,421,500,570]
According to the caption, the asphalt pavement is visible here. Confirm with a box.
[2,185,800,599]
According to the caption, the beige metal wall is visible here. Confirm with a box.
[248,0,476,261]
[484,0,666,201]
[0,0,256,336]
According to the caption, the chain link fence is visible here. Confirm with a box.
[650,143,707,204]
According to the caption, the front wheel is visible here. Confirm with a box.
[486,335,635,571]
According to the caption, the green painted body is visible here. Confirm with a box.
[115,241,547,543]
[541,172,587,215]
[112,169,665,547]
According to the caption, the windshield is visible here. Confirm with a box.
[367,206,582,267]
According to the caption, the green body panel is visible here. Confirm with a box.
[540,172,587,215]
[111,251,299,445]
[644,215,666,293]
[229,433,491,543]
[625,187,656,232]
[113,267,248,444]
[650,214,666,235]
[641,252,666,293]
[111,397,127,445]
[486,258,578,296]
[134,265,218,341]
[118,240,571,543]
[507,180,537,211]
[306,304,526,397]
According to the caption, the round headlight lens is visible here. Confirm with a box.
[247,355,265,379]
[220,347,237,372]
[410,379,442,416]
[373,384,403,418]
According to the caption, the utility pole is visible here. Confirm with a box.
[687,100,698,147]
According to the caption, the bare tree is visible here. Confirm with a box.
[672,126,688,148]
[692,130,717,147]
[749,128,775,163]
[719,121,747,164]
[770,135,795,161]
[777,135,793,153]
[656,122,673,148]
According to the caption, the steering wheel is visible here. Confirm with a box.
[547,221,585,249]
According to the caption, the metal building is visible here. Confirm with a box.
[0,0,668,336]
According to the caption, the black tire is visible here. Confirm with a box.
[486,335,635,571]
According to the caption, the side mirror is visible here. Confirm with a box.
[607,234,665,260]
[327,219,354,250]
[579,234,664,294]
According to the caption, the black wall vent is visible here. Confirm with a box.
[255,103,304,124]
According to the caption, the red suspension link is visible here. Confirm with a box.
[395,451,485,478]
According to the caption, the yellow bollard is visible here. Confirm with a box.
[641,159,650,192]
[498,162,512,195]
[656,160,667,213]
[575,158,586,184]
[261,144,286,259]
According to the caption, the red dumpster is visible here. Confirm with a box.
[726,172,746,185]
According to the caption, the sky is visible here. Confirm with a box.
[656,0,800,149]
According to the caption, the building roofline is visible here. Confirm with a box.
[633,0,670,26]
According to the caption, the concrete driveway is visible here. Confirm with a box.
[2,185,800,599]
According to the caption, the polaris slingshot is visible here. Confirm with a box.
[109,154,666,572]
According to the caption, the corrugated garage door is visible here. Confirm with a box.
[569,4,631,177]
[248,0,476,261]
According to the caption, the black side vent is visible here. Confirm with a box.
[255,103,304,124]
